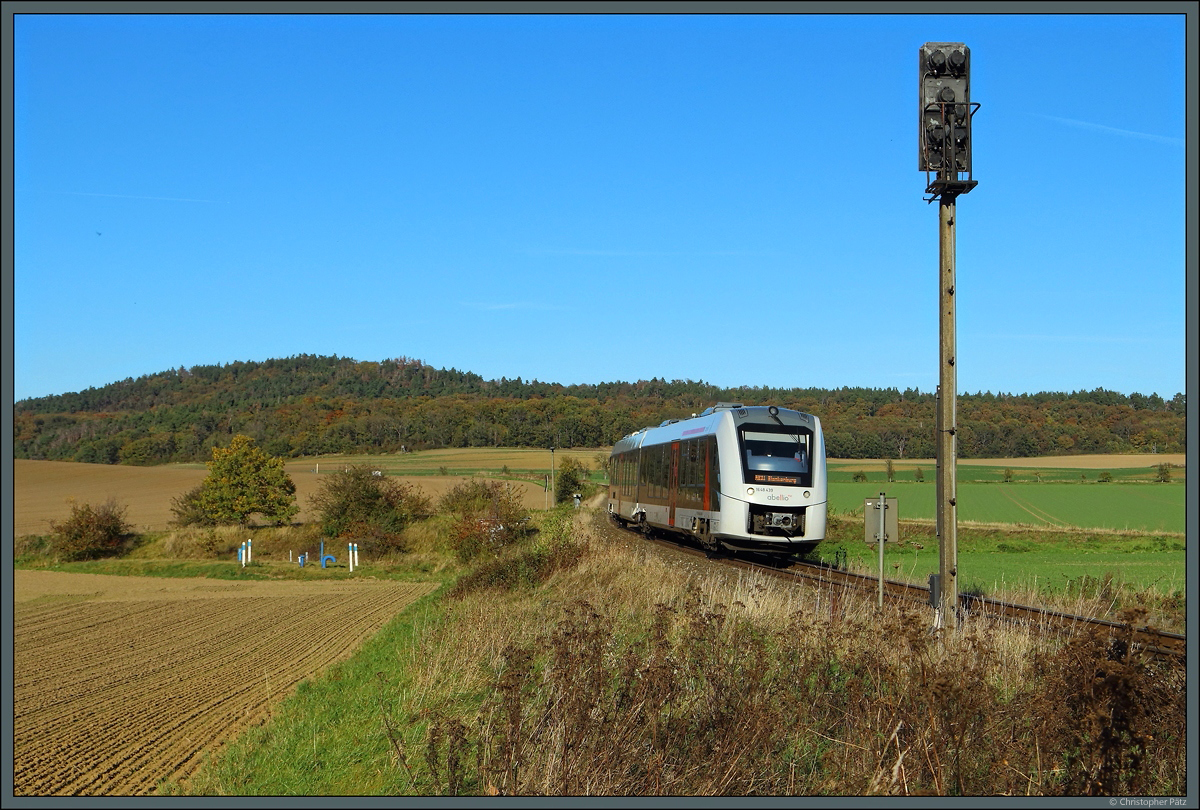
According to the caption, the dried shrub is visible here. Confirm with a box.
[1026,608,1185,796]
[310,465,431,554]
[407,585,1187,796]
[424,712,473,796]
[440,480,531,564]
[49,498,132,561]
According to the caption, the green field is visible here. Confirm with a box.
[827,480,1185,534]
[820,526,1185,607]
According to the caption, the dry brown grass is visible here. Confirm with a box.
[406,509,1186,797]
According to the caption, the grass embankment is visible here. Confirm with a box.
[136,507,1187,797]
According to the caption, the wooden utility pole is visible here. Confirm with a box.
[936,194,959,631]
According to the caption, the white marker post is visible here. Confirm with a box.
[876,493,885,608]
[247,538,252,564]
[348,541,354,573]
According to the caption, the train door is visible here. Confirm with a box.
[702,438,711,511]
[668,441,680,527]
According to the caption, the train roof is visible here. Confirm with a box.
[613,403,818,448]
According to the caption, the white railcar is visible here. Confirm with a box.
[607,402,828,555]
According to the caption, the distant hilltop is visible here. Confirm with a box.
[13,354,1186,465]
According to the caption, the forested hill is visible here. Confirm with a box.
[13,354,1186,465]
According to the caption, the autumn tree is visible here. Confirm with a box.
[172,434,298,527]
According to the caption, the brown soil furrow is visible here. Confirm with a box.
[17,600,369,793]
[13,577,438,796]
[15,599,169,649]
[13,597,279,696]
[14,597,343,760]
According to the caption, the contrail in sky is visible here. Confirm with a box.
[1036,115,1183,145]
[53,191,225,203]
[523,248,774,257]
[460,301,563,311]
[977,333,1161,344]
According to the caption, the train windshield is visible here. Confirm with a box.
[738,425,813,486]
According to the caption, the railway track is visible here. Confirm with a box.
[612,517,1186,660]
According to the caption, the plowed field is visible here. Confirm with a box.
[12,570,438,796]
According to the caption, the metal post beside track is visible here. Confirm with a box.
[877,492,886,609]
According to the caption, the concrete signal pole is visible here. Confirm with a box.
[919,42,978,632]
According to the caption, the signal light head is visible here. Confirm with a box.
[919,42,973,176]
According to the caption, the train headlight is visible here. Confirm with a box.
[747,487,755,496]
[804,490,810,498]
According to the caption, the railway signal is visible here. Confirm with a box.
[919,41,979,632]
[919,43,975,178]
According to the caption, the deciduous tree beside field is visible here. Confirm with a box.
[171,435,298,527]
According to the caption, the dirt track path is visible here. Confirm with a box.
[13,571,437,796]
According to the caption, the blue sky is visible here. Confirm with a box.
[11,11,1190,403]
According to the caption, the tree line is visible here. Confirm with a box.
[13,354,1186,465]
